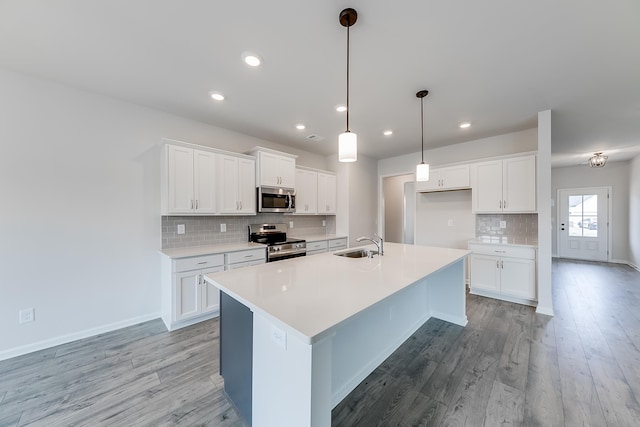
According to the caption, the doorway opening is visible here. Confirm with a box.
[557,187,610,261]
[382,174,415,243]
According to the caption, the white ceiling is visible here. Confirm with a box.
[1,1,639,167]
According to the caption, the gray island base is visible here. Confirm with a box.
[205,242,469,427]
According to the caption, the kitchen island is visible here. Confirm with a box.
[204,242,469,427]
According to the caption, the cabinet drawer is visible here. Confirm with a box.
[226,259,265,270]
[174,254,224,273]
[468,243,536,260]
[307,241,329,251]
[226,248,266,265]
[328,238,347,250]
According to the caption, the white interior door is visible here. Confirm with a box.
[558,187,609,261]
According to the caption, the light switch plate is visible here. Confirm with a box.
[322,220,326,227]
[220,223,226,232]
[289,221,294,229]
[500,221,507,228]
[447,219,454,227]
[177,224,186,235]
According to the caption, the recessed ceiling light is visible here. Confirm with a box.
[336,105,347,112]
[296,124,306,130]
[209,92,225,101]
[459,122,471,129]
[383,130,393,136]
[242,52,262,67]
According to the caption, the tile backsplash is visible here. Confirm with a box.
[476,214,538,240]
[162,214,335,249]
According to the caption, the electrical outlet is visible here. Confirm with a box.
[322,220,326,227]
[177,224,186,235]
[447,219,454,227]
[500,221,507,228]
[220,223,226,232]
[270,325,287,349]
[19,308,34,324]
[289,221,294,229]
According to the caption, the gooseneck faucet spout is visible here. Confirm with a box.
[356,233,384,256]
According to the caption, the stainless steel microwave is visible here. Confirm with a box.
[257,186,296,213]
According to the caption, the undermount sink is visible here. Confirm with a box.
[334,248,372,258]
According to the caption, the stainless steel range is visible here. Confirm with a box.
[248,223,306,262]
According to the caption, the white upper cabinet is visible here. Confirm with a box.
[415,164,470,193]
[217,153,256,215]
[162,145,216,215]
[317,172,337,215]
[249,148,297,188]
[471,155,536,213]
[295,168,318,214]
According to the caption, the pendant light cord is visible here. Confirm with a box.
[346,20,350,132]
[420,97,424,163]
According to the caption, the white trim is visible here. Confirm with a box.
[536,305,554,316]
[0,312,161,362]
[630,262,640,272]
[161,137,256,160]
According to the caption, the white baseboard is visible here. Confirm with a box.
[0,312,161,362]
[629,262,640,272]
[536,305,554,316]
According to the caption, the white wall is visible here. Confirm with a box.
[0,68,328,358]
[339,156,379,247]
[415,190,475,250]
[551,162,630,262]
[627,154,640,269]
[378,128,538,177]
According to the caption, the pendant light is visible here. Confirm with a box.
[415,90,430,181]
[338,8,357,162]
[588,152,608,168]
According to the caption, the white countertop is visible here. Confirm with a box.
[204,242,469,344]
[159,242,265,259]
[469,235,538,248]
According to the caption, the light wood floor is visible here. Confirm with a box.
[2,259,639,426]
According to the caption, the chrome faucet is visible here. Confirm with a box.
[356,233,384,256]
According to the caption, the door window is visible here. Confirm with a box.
[568,194,598,237]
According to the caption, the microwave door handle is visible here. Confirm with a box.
[287,192,292,210]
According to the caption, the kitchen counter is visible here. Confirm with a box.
[159,242,265,259]
[470,235,538,247]
[205,242,469,427]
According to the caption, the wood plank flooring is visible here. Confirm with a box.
[1,259,639,426]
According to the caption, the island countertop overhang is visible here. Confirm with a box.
[204,242,469,344]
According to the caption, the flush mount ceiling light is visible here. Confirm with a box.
[295,124,306,130]
[209,92,225,101]
[459,122,471,129]
[589,152,608,167]
[338,8,358,163]
[416,90,430,182]
[383,130,393,136]
[335,105,347,112]
[241,52,262,67]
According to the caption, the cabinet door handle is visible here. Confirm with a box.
[503,200,507,209]
[495,250,506,253]
[501,260,504,269]
[497,260,500,268]
[195,200,199,209]
[244,255,254,258]
[197,261,208,265]
[191,200,194,210]
[240,201,242,210]
[499,200,502,209]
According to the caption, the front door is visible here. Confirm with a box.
[558,187,609,261]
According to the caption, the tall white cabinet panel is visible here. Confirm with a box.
[502,156,536,212]
[162,145,216,215]
[217,154,256,215]
[166,145,195,214]
[250,148,297,188]
[193,150,217,213]
[295,169,318,214]
[471,155,536,213]
[175,271,200,321]
[317,172,337,214]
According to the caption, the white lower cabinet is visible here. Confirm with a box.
[306,240,329,256]
[328,237,348,252]
[468,243,537,305]
[225,248,266,270]
[161,247,266,331]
